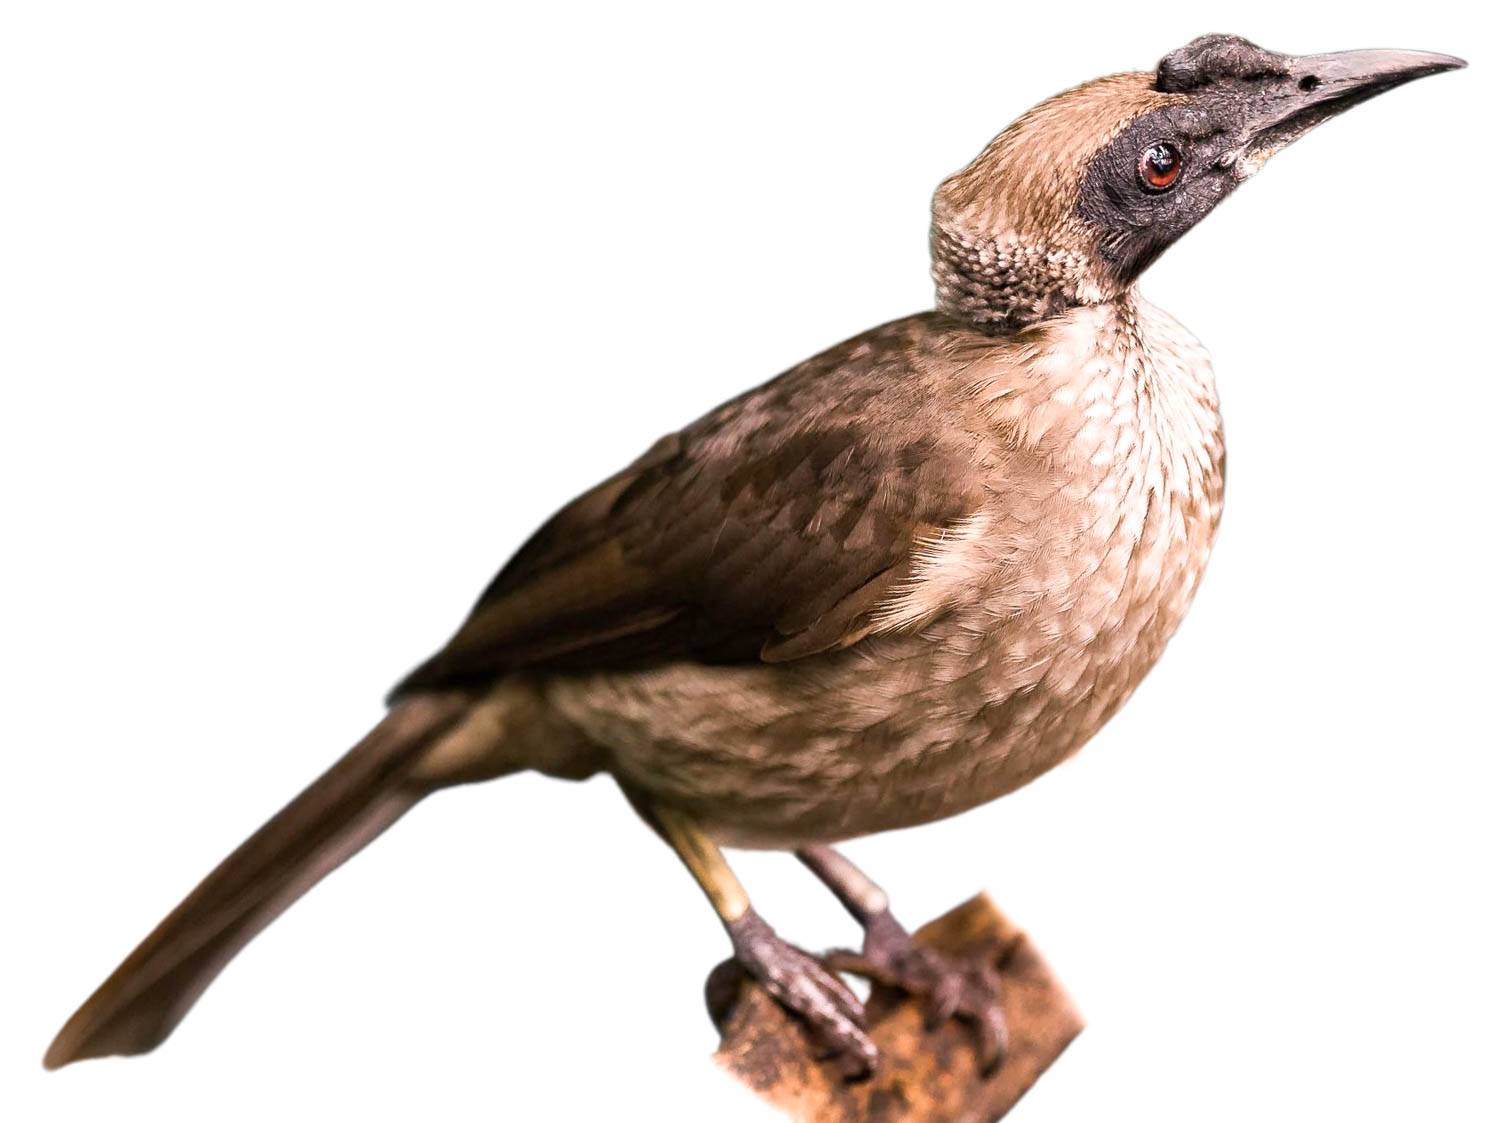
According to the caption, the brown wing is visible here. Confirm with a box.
[391,314,986,698]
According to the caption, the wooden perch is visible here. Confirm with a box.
[710,894,1083,1122]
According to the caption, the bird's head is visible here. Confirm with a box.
[933,34,1464,330]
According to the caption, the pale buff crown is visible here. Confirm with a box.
[932,73,1184,329]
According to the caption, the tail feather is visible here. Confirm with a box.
[44,693,469,1069]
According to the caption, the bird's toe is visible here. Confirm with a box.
[721,911,878,1080]
[829,910,1009,1075]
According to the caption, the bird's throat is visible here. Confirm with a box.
[930,218,1108,332]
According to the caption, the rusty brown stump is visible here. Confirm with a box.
[711,894,1083,1122]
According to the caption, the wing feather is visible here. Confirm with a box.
[391,314,990,697]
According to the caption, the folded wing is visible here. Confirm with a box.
[392,315,990,696]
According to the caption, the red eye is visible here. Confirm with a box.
[1138,142,1182,191]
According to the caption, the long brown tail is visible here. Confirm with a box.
[44,693,470,1069]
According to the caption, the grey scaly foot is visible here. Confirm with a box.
[709,909,878,1080]
[826,909,1008,1073]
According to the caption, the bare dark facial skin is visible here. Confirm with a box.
[1077,34,1465,290]
[1079,100,1248,284]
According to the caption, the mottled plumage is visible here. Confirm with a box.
[47,34,1462,1076]
[404,297,1223,848]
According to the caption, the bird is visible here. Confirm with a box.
[46,34,1464,1078]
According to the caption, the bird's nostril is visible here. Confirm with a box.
[1298,74,1322,92]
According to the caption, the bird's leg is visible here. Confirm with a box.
[643,803,877,1078]
[797,845,1009,1071]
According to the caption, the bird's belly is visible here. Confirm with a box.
[544,482,1219,848]
[541,297,1226,846]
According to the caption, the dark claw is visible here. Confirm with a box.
[975,999,1010,1074]
[724,910,878,1080]
[831,910,1009,1074]
[926,969,964,1028]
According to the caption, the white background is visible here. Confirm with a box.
[3,3,1493,1120]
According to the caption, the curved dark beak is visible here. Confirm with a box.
[1240,48,1466,169]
